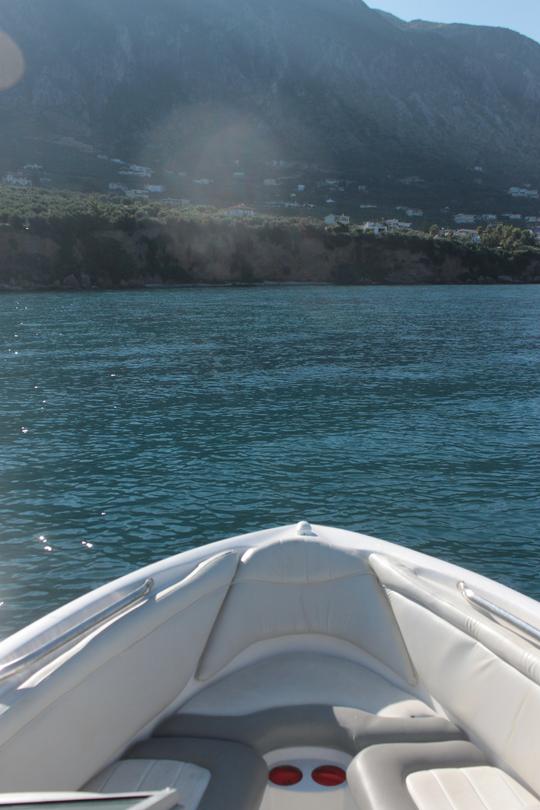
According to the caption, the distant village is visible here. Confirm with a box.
[2,142,540,245]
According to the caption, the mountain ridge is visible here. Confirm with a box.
[0,0,539,190]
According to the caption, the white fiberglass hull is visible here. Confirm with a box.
[0,522,539,810]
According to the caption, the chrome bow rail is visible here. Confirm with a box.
[0,577,154,682]
[458,581,540,645]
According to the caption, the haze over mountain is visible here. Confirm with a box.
[0,0,539,188]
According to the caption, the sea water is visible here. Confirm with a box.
[1,284,539,636]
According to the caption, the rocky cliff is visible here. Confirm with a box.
[1,218,539,290]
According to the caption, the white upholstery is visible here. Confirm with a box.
[196,539,415,683]
[407,767,537,810]
[370,555,540,687]
[186,651,431,716]
[85,759,210,810]
[386,592,540,798]
[0,552,238,792]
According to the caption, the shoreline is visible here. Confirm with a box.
[1,278,540,294]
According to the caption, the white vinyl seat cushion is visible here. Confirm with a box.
[107,737,268,810]
[84,759,210,810]
[196,539,415,683]
[186,652,429,716]
[407,767,539,810]
[347,740,540,810]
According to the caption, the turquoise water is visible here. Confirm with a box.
[1,285,539,637]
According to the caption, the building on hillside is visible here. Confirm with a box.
[400,176,424,185]
[108,182,127,193]
[480,214,497,222]
[126,189,149,199]
[193,178,212,185]
[385,219,412,231]
[455,229,481,244]
[224,204,256,218]
[325,213,350,226]
[508,187,539,198]
[362,221,387,236]
[144,184,165,194]
[503,213,523,220]
[263,178,278,187]
[129,164,152,177]
[406,208,423,217]
[454,213,476,225]
[297,184,305,192]
[3,174,32,188]
[325,198,336,204]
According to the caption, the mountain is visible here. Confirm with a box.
[0,0,539,191]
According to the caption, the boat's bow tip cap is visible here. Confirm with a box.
[296,520,317,537]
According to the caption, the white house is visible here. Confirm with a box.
[406,208,423,217]
[325,213,350,226]
[23,163,42,171]
[454,214,476,225]
[362,221,387,236]
[233,172,246,178]
[508,187,539,199]
[263,178,278,187]
[455,229,481,244]
[224,204,256,218]
[193,178,212,185]
[480,214,497,222]
[108,182,127,192]
[145,184,165,194]
[400,176,424,185]
[325,198,336,204]
[126,189,149,199]
[385,219,412,231]
[127,164,152,177]
[3,174,32,188]
[503,213,523,221]
[297,184,305,192]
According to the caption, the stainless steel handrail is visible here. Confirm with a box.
[0,577,154,682]
[458,581,540,645]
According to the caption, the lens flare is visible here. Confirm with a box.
[0,30,25,91]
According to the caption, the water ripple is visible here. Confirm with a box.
[0,285,539,636]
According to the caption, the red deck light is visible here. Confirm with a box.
[269,765,303,786]
[311,765,346,787]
